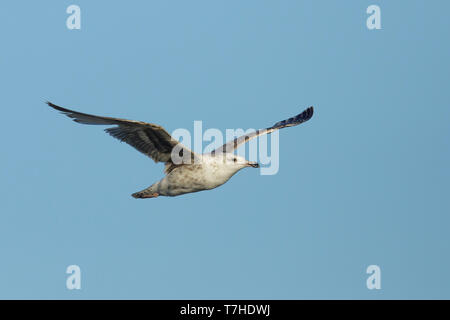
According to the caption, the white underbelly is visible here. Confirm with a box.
[158,164,233,196]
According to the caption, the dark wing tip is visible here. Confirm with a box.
[46,100,56,107]
[46,101,93,124]
[302,106,314,122]
[272,106,314,129]
[46,101,70,113]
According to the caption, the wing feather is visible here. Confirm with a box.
[213,106,314,154]
[47,101,194,163]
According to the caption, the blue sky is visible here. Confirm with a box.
[0,1,449,299]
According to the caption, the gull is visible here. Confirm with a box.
[47,102,313,198]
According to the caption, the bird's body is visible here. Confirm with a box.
[135,153,246,198]
[47,101,313,198]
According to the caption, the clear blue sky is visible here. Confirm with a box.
[0,1,449,299]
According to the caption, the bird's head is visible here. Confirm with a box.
[222,153,259,170]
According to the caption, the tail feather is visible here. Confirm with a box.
[132,188,159,199]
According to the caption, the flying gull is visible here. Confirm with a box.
[47,102,313,198]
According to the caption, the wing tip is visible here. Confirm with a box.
[272,105,314,129]
[46,101,68,113]
[303,106,314,121]
[294,105,314,123]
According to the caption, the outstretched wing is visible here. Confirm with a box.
[213,106,314,154]
[47,101,194,163]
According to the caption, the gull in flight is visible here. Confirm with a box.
[47,102,313,198]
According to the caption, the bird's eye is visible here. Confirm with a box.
[233,158,237,163]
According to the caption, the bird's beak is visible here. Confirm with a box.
[247,162,260,168]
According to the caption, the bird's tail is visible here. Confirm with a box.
[131,186,159,199]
